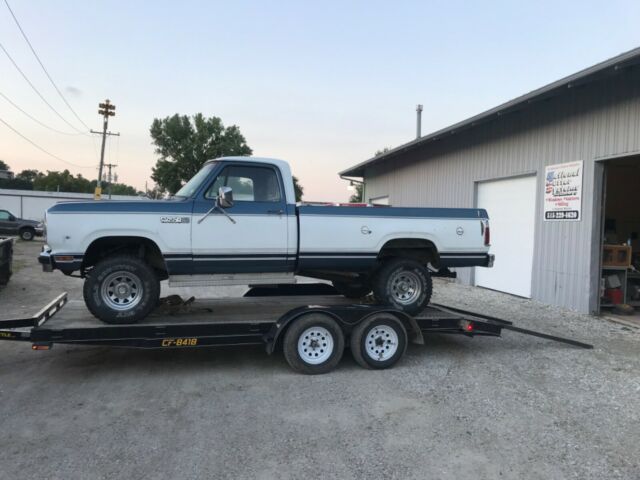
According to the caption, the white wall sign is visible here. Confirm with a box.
[544,161,583,221]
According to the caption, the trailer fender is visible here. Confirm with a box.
[264,306,344,355]
[359,310,424,346]
[264,306,423,355]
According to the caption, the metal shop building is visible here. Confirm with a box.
[341,48,640,315]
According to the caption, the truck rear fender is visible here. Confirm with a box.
[377,237,440,268]
[82,236,168,278]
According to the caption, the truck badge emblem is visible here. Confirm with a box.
[160,216,190,224]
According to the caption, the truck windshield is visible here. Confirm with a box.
[174,162,218,198]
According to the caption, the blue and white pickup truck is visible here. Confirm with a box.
[39,157,493,323]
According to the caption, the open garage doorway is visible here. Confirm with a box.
[599,155,640,322]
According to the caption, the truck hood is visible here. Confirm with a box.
[17,218,41,226]
[47,198,192,215]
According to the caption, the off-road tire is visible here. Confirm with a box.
[350,313,408,370]
[83,255,160,324]
[283,313,345,375]
[372,258,432,315]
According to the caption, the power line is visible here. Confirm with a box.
[3,0,91,131]
[0,41,88,135]
[0,115,94,169]
[0,90,84,136]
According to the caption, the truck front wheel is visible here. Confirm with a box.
[83,255,160,324]
[19,228,35,241]
[372,258,432,315]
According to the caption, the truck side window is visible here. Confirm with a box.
[206,165,282,202]
[0,211,10,220]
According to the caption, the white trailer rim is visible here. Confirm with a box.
[297,326,334,365]
[365,325,399,361]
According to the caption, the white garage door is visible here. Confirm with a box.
[475,175,537,298]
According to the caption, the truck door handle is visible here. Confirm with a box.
[268,209,284,215]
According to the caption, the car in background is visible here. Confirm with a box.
[0,209,44,241]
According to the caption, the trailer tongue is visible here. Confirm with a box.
[0,286,592,374]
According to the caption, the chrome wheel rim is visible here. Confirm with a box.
[365,325,399,361]
[101,271,143,311]
[297,326,334,365]
[22,231,33,240]
[389,270,421,305]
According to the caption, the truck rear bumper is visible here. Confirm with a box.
[439,253,494,268]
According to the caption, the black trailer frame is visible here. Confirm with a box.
[0,286,592,373]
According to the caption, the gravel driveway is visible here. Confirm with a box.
[1,240,639,480]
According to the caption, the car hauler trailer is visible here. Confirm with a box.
[0,285,592,374]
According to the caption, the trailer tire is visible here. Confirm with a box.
[350,313,407,369]
[332,280,371,299]
[372,258,432,315]
[282,313,345,374]
[83,255,160,324]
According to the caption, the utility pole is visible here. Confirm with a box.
[91,99,119,200]
[103,163,117,199]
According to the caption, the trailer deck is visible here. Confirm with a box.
[0,285,593,374]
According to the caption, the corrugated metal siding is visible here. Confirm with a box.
[363,68,640,313]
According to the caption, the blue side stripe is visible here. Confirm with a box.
[298,205,488,219]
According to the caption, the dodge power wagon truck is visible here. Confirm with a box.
[39,157,493,324]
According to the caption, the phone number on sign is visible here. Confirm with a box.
[545,210,579,220]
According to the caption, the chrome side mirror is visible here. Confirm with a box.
[217,186,234,209]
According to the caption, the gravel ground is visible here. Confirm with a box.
[1,240,639,480]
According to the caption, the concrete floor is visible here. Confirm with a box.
[1,239,639,480]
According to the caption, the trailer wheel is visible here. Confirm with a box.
[350,313,407,369]
[283,313,345,374]
[83,255,160,324]
[372,258,432,315]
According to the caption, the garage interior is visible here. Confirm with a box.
[600,155,640,321]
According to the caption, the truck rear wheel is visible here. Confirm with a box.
[372,258,432,315]
[83,255,160,324]
[332,280,371,299]
[350,313,407,369]
[283,313,345,374]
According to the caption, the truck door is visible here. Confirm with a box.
[0,210,14,235]
[191,163,291,274]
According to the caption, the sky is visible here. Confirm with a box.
[1,0,639,201]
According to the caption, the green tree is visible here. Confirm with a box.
[0,160,9,171]
[33,170,92,192]
[16,169,43,183]
[349,183,363,203]
[150,113,252,194]
[109,183,140,196]
[292,175,304,202]
[347,148,391,202]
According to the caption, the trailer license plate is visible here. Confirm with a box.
[161,338,198,347]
